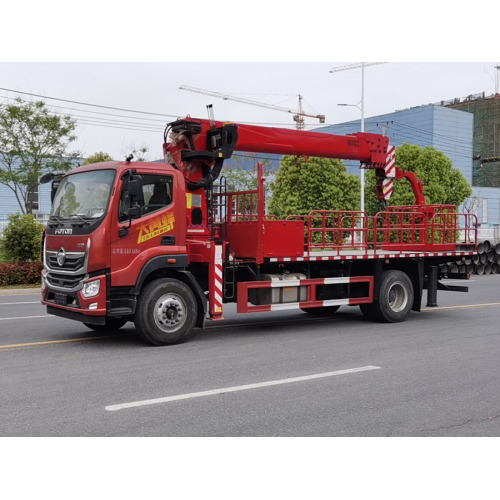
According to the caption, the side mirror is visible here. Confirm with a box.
[40,173,55,184]
[40,172,64,204]
[119,174,143,237]
[128,176,143,204]
[127,175,143,220]
[128,204,141,219]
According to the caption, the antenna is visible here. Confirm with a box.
[206,104,216,129]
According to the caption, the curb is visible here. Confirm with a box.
[0,287,41,296]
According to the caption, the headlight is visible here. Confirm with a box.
[41,274,46,292]
[82,279,101,298]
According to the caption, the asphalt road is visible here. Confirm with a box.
[1,276,500,437]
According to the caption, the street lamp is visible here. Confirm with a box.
[330,62,384,214]
[337,98,365,213]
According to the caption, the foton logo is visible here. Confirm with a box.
[56,248,66,266]
[55,228,73,235]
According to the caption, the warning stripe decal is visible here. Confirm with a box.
[268,251,475,263]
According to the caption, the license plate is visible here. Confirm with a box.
[55,293,67,306]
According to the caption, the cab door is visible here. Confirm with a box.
[110,171,185,288]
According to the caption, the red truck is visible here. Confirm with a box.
[41,116,477,345]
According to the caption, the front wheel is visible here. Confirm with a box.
[134,278,197,346]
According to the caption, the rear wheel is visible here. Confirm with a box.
[134,278,197,346]
[84,317,128,332]
[374,270,413,323]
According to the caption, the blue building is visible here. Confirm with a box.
[0,182,52,220]
[315,104,500,225]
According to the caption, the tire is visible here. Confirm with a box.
[84,317,128,332]
[134,278,197,346]
[374,270,413,323]
[301,305,340,315]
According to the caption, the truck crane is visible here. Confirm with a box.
[40,116,477,345]
[179,85,325,129]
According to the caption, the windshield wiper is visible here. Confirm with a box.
[69,214,91,227]
[47,215,63,227]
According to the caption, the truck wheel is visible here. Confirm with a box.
[375,270,413,323]
[134,278,197,346]
[84,317,128,332]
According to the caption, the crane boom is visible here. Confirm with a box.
[179,85,325,129]
[163,116,426,206]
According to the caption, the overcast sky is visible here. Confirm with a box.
[1,62,497,161]
[2,1,498,162]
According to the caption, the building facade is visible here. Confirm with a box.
[317,103,500,226]
[445,93,500,226]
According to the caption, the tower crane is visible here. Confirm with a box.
[329,62,386,74]
[179,85,325,130]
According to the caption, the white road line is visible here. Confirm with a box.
[105,365,381,412]
[0,302,41,306]
[0,315,50,321]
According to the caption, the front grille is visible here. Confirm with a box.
[45,249,87,274]
[46,272,86,290]
[47,254,85,272]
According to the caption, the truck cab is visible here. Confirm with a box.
[41,160,204,338]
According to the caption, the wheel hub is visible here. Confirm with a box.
[388,282,407,312]
[154,294,186,332]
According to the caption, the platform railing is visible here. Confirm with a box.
[213,165,478,256]
[287,211,369,254]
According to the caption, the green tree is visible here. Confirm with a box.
[1,213,44,262]
[268,155,360,218]
[122,144,150,162]
[83,151,114,165]
[0,98,80,214]
[365,143,472,215]
[220,155,273,196]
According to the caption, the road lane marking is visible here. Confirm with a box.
[0,315,50,321]
[0,335,121,350]
[105,365,381,411]
[0,302,41,306]
[423,302,500,311]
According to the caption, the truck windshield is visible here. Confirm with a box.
[51,169,116,219]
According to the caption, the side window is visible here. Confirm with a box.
[142,175,172,215]
[119,174,173,222]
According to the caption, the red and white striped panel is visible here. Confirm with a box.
[269,250,475,263]
[209,244,224,319]
[385,146,396,178]
[237,276,373,314]
[381,178,394,200]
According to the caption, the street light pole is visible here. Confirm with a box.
[330,62,385,214]
[360,62,365,215]
[335,66,366,212]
